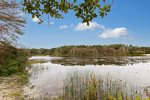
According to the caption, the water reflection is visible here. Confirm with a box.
[51,56,150,66]
[24,56,150,99]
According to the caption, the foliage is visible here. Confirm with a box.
[0,0,27,76]
[22,0,112,25]
[0,42,28,76]
[26,44,150,57]
[0,0,25,44]
[26,48,51,56]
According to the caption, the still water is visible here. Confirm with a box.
[24,56,150,99]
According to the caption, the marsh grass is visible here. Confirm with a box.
[53,72,150,100]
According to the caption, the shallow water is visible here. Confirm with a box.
[24,56,150,99]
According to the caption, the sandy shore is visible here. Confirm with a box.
[0,75,24,100]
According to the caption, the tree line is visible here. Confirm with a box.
[26,44,150,57]
[0,0,112,76]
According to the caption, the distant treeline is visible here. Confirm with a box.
[26,44,150,57]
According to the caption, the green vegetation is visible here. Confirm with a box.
[8,91,22,98]
[53,72,150,100]
[26,44,150,57]
[0,42,28,76]
[27,48,51,56]
[0,1,28,99]
[0,74,27,100]
[0,0,28,77]
[22,0,112,25]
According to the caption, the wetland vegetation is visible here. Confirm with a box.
[0,0,150,100]
[23,56,150,100]
[27,45,150,57]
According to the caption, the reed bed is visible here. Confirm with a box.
[53,72,150,100]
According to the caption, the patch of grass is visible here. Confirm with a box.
[54,72,150,100]
[8,91,21,97]
[0,74,27,100]
[17,73,28,85]
[8,91,25,100]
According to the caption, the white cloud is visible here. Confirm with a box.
[32,16,40,23]
[59,25,68,29]
[74,22,105,31]
[99,27,128,39]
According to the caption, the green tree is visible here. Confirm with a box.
[22,0,112,25]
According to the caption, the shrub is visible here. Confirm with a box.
[0,42,28,76]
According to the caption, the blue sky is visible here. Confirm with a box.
[18,0,150,48]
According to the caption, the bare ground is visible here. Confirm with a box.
[0,75,24,100]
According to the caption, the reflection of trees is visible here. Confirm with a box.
[51,57,150,66]
[28,64,48,80]
[51,57,126,66]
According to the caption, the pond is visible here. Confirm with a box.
[24,56,150,99]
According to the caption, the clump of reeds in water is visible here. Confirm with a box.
[53,72,150,100]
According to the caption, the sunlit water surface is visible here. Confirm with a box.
[24,56,150,99]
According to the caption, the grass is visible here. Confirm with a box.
[8,91,24,100]
[0,74,28,100]
[53,72,150,100]
[8,91,21,97]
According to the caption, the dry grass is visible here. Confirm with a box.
[54,72,150,100]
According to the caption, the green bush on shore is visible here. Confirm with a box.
[0,42,28,76]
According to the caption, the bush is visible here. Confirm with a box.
[0,42,28,76]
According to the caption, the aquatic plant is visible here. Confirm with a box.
[54,72,150,100]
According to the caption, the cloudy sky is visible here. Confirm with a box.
[19,0,150,48]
